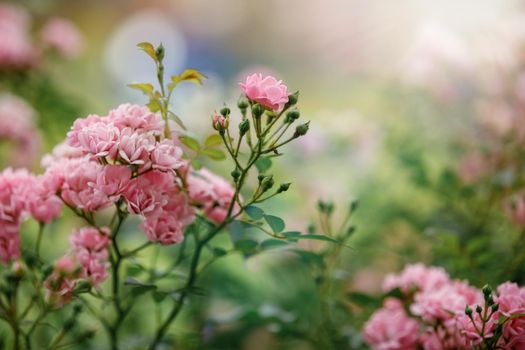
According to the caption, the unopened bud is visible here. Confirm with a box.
[277,183,291,193]
[212,113,229,132]
[252,104,264,118]
[293,121,310,138]
[482,284,492,297]
[285,109,300,123]
[155,44,165,61]
[261,175,275,192]
[475,305,483,314]
[231,168,241,181]
[350,200,359,213]
[239,119,250,136]
[285,91,299,108]
[237,96,249,110]
[465,305,473,316]
[491,303,499,312]
[220,107,231,117]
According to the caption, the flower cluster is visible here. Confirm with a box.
[0,94,41,167]
[44,227,111,307]
[363,264,525,350]
[0,3,83,70]
[0,168,61,262]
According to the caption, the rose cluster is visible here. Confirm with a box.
[0,3,83,70]
[363,263,525,349]
[44,227,111,307]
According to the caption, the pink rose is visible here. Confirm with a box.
[151,139,185,172]
[239,73,289,111]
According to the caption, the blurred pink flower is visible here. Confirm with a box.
[188,168,238,223]
[363,298,420,350]
[0,4,36,69]
[382,263,450,294]
[240,73,289,111]
[0,94,41,167]
[40,17,84,58]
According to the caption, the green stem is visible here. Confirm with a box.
[35,222,44,259]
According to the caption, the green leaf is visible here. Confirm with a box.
[283,231,302,239]
[169,111,187,131]
[204,134,223,148]
[171,69,207,86]
[127,83,154,97]
[212,247,228,257]
[245,206,264,220]
[264,215,285,233]
[126,264,145,277]
[346,292,379,307]
[234,239,258,252]
[260,239,289,250]
[124,277,157,297]
[201,148,226,160]
[255,157,272,173]
[180,135,200,152]
[147,99,161,112]
[292,249,324,267]
[152,291,168,303]
[296,234,340,244]
[137,42,157,61]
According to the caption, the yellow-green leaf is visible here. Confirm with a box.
[170,69,207,91]
[146,99,161,112]
[202,148,226,160]
[180,135,200,152]
[127,83,154,97]
[137,42,157,61]
[204,134,223,148]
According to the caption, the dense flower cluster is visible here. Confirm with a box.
[0,3,83,70]
[0,94,41,167]
[44,227,111,307]
[364,264,525,350]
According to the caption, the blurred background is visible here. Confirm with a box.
[3,0,525,348]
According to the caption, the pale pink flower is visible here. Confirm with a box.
[212,112,228,130]
[495,282,525,348]
[41,140,84,167]
[94,165,132,200]
[107,103,164,135]
[141,209,186,245]
[151,139,184,172]
[73,121,120,160]
[188,168,238,223]
[40,17,84,58]
[382,263,450,294]
[70,227,111,286]
[239,73,289,111]
[363,298,420,350]
[123,171,172,215]
[117,128,155,167]
[67,114,105,147]
[59,158,112,212]
[28,175,63,223]
[411,281,482,322]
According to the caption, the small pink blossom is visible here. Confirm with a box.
[123,171,172,215]
[72,120,120,160]
[40,17,84,58]
[59,158,112,212]
[151,139,184,172]
[117,128,155,167]
[239,73,289,111]
[94,165,132,200]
